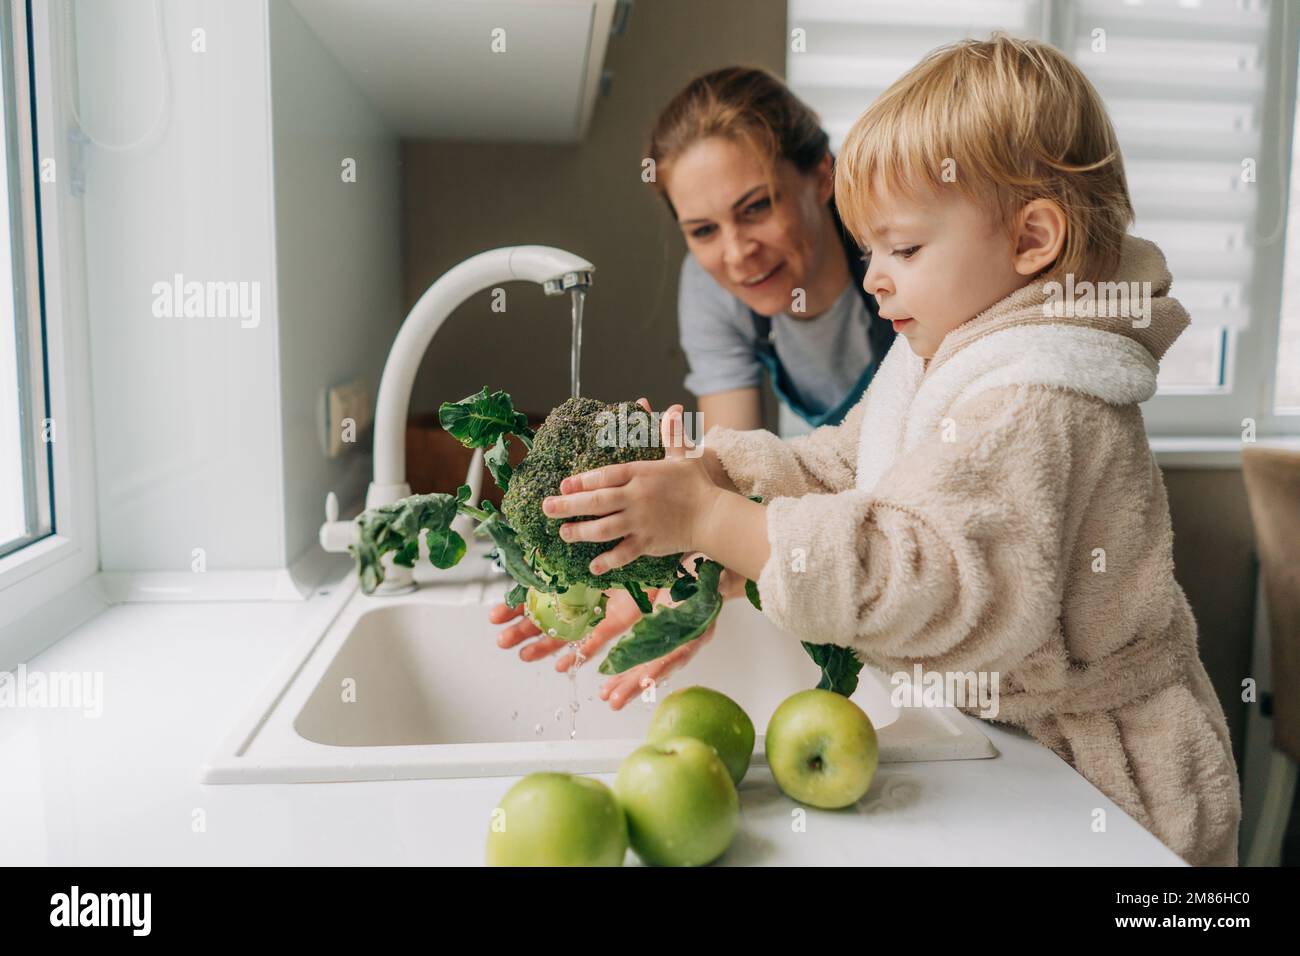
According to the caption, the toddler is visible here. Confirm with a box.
[545,35,1241,866]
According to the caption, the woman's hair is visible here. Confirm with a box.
[835,34,1134,283]
[646,66,829,218]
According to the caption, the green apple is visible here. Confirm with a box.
[646,686,755,786]
[486,772,627,866]
[765,688,878,809]
[614,737,739,867]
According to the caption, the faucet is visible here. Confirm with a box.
[319,245,594,592]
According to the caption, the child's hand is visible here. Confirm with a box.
[543,403,720,575]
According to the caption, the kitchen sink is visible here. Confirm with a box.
[203,538,996,784]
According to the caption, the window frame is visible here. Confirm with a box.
[1048,0,1300,440]
[0,0,50,561]
[0,0,99,646]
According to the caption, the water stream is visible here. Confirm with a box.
[567,287,585,740]
[570,287,584,401]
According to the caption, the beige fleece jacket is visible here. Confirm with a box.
[705,235,1241,866]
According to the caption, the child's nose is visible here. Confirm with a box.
[863,259,892,298]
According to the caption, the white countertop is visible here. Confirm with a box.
[0,572,1185,866]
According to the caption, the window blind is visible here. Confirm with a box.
[786,0,1277,390]
[1069,0,1271,332]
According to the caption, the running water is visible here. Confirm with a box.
[566,287,587,740]
[570,288,585,400]
[568,646,586,739]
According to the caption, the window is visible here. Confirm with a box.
[0,0,98,650]
[1271,42,1300,412]
[787,0,1300,438]
[0,0,51,561]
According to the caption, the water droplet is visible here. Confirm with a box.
[533,723,544,735]
[554,707,564,721]
[510,710,518,721]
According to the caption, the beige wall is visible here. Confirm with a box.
[400,0,787,425]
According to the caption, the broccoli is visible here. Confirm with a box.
[348,388,732,677]
[522,582,607,643]
[501,396,683,592]
[347,387,863,694]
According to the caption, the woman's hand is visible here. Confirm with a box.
[487,584,717,711]
[489,555,738,710]
[543,403,722,575]
[592,584,718,711]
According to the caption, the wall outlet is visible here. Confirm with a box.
[322,378,372,458]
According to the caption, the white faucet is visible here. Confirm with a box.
[319,245,594,592]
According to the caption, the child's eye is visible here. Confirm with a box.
[690,224,717,240]
[745,197,771,215]
[894,245,920,259]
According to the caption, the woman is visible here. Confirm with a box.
[653,66,893,436]
[490,67,892,705]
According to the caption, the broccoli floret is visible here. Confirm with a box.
[502,397,683,591]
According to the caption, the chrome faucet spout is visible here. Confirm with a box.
[318,245,595,592]
[543,270,594,296]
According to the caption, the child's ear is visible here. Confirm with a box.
[1012,199,1067,276]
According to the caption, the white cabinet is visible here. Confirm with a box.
[288,0,620,141]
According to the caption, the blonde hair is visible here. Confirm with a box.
[835,34,1134,283]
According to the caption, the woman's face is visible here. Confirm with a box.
[664,136,832,317]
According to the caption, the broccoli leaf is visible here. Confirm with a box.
[598,559,724,675]
[439,387,534,451]
[440,388,535,494]
[426,526,466,569]
[800,642,864,697]
[484,433,514,492]
[473,505,560,594]
[623,580,653,615]
[352,491,468,590]
[392,538,420,568]
[351,485,553,595]
[669,571,698,603]
[504,582,528,609]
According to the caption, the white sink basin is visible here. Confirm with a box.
[204,540,996,784]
